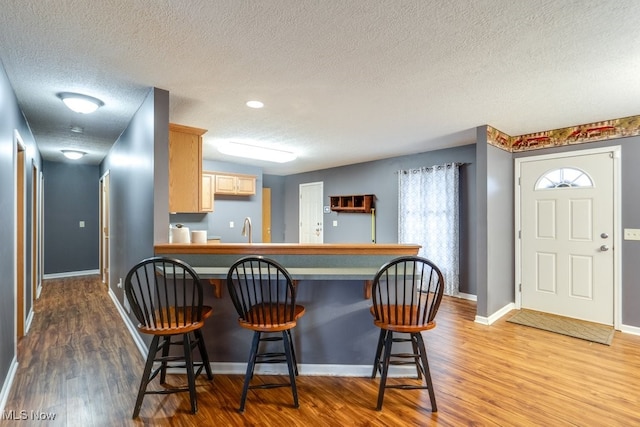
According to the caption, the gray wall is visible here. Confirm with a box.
[170,160,264,243]
[99,87,169,327]
[43,161,99,274]
[486,143,515,315]
[283,143,477,295]
[0,60,42,401]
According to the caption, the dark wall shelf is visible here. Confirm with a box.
[329,194,375,213]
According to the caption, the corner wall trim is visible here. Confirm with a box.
[0,357,18,414]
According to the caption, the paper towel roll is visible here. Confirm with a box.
[191,230,207,244]
[171,227,190,243]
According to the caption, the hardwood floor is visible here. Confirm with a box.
[3,275,640,426]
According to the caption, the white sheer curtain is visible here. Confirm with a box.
[398,163,460,296]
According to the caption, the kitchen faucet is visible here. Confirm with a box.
[241,217,252,243]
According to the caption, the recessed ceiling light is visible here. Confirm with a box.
[61,150,86,160]
[246,100,264,109]
[218,141,296,163]
[57,92,104,114]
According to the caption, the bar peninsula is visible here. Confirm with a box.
[153,243,420,375]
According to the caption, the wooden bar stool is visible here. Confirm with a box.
[124,256,214,418]
[226,256,305,412]
[369,256,445,411]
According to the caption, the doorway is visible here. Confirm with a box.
[15,132,26,340]
[299,182,323,243]
[100,172,110,286]
[31,162,41,302]
[515,146,620,326]
[262,187,272,243]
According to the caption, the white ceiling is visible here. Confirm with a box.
[2,1,640,175]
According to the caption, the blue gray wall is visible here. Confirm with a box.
[282,144,477,295]
[169,160,264,243]
[0,60,42,402]
[99,87,170,326]
[43,161,99,274]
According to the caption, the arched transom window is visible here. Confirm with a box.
[535,167,594,189]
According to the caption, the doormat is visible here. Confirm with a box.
[507,309,614,345]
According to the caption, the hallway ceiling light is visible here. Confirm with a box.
[61,149,86,160]
[57,92,104,114]
[246,100,264,109]
[218,141,296,163]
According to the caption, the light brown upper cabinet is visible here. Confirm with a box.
[214,172,256,195]
[201,172,215,212]
[168,123,207,213]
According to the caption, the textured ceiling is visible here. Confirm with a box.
[1,1,640,175]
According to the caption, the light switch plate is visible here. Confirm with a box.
[624,228,640,240]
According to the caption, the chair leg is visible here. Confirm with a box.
[286,329,300,376]
[371,328,387,379]
[410,334,423,380]
[133,335,160,419]
[239,331,261,413]
[183,333,198,414]
[194,329,214,380]
[415,333,437,412]
[282,330,300,408]
[376,330,394,411]
[159,336,171,384]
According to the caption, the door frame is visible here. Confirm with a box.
[100,171,110,286]
[298,181,324,243]
[514,145,621,329]
[14,130,27,343]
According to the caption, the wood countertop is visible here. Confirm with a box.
[154,243,420,256]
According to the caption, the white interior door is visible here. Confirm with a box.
[299,182,323,243]
[518,148,617,325]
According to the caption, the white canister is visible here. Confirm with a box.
[171,226,190,243]
[191,230,207,244]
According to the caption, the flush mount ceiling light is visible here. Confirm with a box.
[218,141,296,163]
[246,100,264,109]
[57,92,104,114]
[61,150,86,160]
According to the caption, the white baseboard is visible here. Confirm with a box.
[452,292,477,302]
[24,307,34,335]
[475,302,515,325]
[0,357,18,414]
[165,362,416,378]
[108,288,148,360]
[43,269,100,280]
[620,324,640,336]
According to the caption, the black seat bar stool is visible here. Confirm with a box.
[370,255,445,411]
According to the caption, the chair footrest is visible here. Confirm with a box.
[384,384,430,390]
[249,382,293,390]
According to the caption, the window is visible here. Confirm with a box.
[535,167,593,190]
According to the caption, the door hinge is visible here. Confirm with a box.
[518,230,521,239]
[519,283,522,292]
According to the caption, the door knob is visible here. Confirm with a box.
[600,245,609,252]
[601,232,609,239]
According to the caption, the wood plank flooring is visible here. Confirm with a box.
[3,275,640,426]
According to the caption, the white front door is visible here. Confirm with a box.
[518,148,618,325]
[299,182,323,243]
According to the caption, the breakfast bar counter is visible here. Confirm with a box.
[153,242,421,375]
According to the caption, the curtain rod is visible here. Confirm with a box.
[395,162,468,174]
